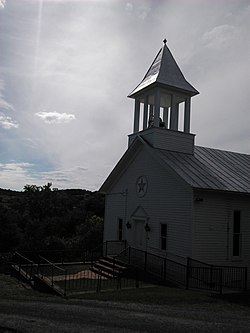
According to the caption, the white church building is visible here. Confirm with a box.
[100,40,250,276]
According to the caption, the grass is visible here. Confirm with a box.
[1,273,250,310]
[72,284,214,305]
[0,273,57,300]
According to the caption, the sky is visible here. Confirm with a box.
[0,0,249,191]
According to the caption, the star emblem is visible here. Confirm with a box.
[136,176,148,197]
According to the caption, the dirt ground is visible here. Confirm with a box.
[1,297,250,333]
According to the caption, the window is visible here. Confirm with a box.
[118,218,123,241]
[160,224,167,250]
[233,210,241,257]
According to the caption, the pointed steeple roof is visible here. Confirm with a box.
[128,42,199,97]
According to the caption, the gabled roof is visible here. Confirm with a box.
[128,44,199,97]
[100,136,250,194]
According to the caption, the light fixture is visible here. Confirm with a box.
[144,223,150,232]
[126,221,132,229]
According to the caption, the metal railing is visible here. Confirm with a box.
[63,268,141,295]
[189,258,247,291]
[116,247,247,293]
[103,240,127,257]
[37,256,67,292]
[36,252,141,297]
[19,249,92,265]
[18,241,127,266]
[12,252,37,282]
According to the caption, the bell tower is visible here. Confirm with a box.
[128,39,199,155]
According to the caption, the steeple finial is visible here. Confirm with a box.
[163,38,167,45]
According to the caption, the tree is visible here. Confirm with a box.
[23,184,41,193]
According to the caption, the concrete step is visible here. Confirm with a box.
[92,262,121,277]
[90,256,129,279]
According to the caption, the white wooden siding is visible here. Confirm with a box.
[193,190,250,267]
[128,127,195,154]
[103,145,193,258]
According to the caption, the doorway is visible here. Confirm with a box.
[133,219,147,251]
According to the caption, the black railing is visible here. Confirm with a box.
[35,250,141,297]
[12,252,37,282]
[116,247,247,293]
[19,249,92,265]
[63,268,141,295]
[18,241,127,266]
[189,258,247,291]
[103,240,127,257]
[117,247,187,286]
[37,256,67,289]
[37,261,141,296]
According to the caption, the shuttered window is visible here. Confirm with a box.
[160,224,167,250]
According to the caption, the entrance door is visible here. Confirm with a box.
[133,219,146,250]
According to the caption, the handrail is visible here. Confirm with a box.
[116,246,247,293]
[39,255,65,272]
[14,251,34,264]
[12,251,36,281]
[189,257,247,270]
[38,255,66,288]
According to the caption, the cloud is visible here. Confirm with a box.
[35,111,76,124]
[0,113,19,129]
[0,0,5,10]
[0,161,89,191]
[202,24,239,50]
[0,162,34,171]
[125,2,133,15]
[0,162,35,190]
[125,1,151,19]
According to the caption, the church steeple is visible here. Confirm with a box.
[129,40,198,98]
[128,40,199,154]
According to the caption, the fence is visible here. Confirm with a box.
[117,247,247,293]
[18,249,92,265]
[189,258,247,291]
[64,268,140,295]
[12,251,37,282]
[117,247,187,286]
[17,241,127,266]
[36,257,141,296]
[37,255,67,295]
[103,240,127,257]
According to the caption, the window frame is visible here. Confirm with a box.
[232,210,242,258]
[160,223,167,251]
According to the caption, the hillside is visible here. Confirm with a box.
[0,185,105,252]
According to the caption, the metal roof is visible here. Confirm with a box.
[128,44,199,97]
[157,146,250,193]
[100,134,250,194]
